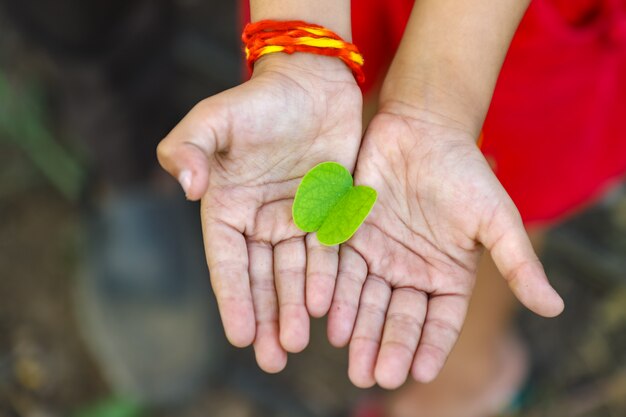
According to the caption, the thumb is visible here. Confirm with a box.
[479,198,565,318]
[157,100,227,200]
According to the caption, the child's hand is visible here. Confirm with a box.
[157,54,362,372]
[326,105,564,389]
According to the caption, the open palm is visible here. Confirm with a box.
[326,109,564,389]
[157,55,362,373]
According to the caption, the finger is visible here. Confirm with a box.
[305,234,339,318]
[156,100,228,200]
[480,202,564,317]
[203,219,256,348]
[411,293,469,383]
[248,240,288,373]
[348,276,391,388]
[327,246,368,347]
[375,288,428,389]
[274,238,310,353]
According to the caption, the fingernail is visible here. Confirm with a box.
[178,170,192,196]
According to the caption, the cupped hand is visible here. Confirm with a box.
[157,54,362,373]
[326,103,564,389]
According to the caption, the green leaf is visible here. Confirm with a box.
[317,185,377,245]
[293,162,377,246]
[292,162,353,232]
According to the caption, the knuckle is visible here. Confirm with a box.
[350,334,381,346]
[156,140,167,157]
[331,296,359,313]
[359,300,386,317]
[276,265,305,279]
[380,339,416,358]
[386,312,423,333]
[156,139,175,166]
[427,317,460,342]
[338,269,366,287]
[307,270,336,284]
[250,278,275,293]
[419,340,449,361]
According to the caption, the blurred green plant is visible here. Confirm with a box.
[73,397,143,417]
[0,70,85,201]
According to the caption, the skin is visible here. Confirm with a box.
[386,232,544,417]
[157,0,358,374]
[157,52,362,372]
[318,0,565,389]
[157,0,564,387]
[327,106,562,389]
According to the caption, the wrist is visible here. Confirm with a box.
[379,72,486,138]
[377,0,532,138]
[252,52,359,87]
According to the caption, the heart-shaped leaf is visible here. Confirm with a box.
[293,162,377,246]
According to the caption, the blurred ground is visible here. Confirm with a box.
[514,188,626,417]
[0,176,363,417]
[1,1,626,416]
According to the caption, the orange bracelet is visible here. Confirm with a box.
[242,20,365,85]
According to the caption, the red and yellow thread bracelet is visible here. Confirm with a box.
[242,20,365,85]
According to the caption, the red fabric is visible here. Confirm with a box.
[240,0,626,225]
[482,0,626,224]
[350,0,414,92]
